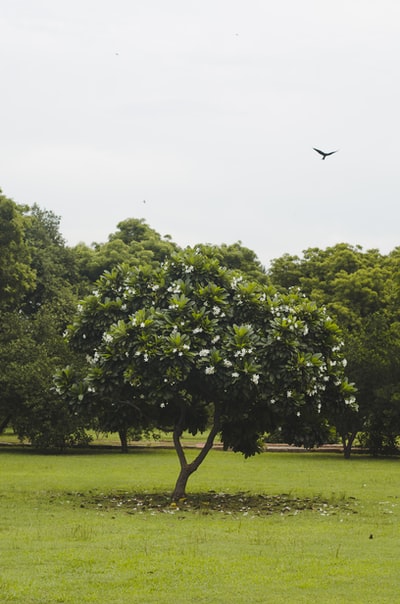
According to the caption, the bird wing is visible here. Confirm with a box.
[313,148,325,156]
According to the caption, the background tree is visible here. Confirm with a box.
[73,218,178,284]
[0,190,35,311]
[194,242,269,283]
[0,193,88,446]
[268,243,400,454]
[56,248,355,498]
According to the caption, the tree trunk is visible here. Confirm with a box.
[172,465,194,501]
[0,414,11,434]
[342,431,357,459]
[171,414,220,501]
[118,429,129,453]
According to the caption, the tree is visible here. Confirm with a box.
[268,243,400,455]
[194,242,269,284]
[73,218,178,283]
[56,248,355,498]
[0,193,89,446]
[0,190,35,311]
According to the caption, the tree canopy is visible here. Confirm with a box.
[56,247,355,498]
[268,243,400,454]
[1,186,399,463]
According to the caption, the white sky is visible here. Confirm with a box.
[1,0,400,268]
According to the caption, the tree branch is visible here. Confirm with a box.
[173,408,187,470]
[189,409,220,472]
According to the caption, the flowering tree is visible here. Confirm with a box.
[56,248,356,499]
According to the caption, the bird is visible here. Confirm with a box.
[313,147,339,160]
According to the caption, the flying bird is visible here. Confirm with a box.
[313,147,339,160]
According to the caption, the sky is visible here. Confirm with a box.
[1,0,400,268]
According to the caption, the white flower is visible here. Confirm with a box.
[232,372,239,378]
[205,366,215,375]
[193,327,203,334]
[86,351,100,365]
[296,411,301,417]
[223,359,233,367]
[287,390,292,398]
[342,358,348,367]
[251,374,260,385]
[211,335,220,344]
[231,276,243,288]
[212,306,221,316]
[199,349,210,357]
[102,332,113,343]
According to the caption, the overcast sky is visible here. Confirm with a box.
[1,1,399,267]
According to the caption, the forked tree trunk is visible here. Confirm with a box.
[172,465,194,501]
[171,419,220,501]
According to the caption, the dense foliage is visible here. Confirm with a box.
[268,243,400,454]
[55,248,355,496]
[1,187,399,465]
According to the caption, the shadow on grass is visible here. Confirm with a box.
[68,490,359,517]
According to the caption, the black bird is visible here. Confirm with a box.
[313,147,339,160]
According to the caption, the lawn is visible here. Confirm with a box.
[1,447,399,603]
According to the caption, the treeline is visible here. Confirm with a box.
[1,189,399,455]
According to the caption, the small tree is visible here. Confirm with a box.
[56,248,356,499]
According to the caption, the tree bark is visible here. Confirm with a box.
[0,414,11,434]
[171,414,220,501]
[118,429,129,453]
[342,431,357,459]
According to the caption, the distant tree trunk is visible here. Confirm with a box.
[342,431,357,459]
[171,412,220,501]
[118,429,129,453]
[0,414,11,434]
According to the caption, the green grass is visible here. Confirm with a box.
[1,448,400,603]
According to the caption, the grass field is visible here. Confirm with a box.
[1,446,400,603]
